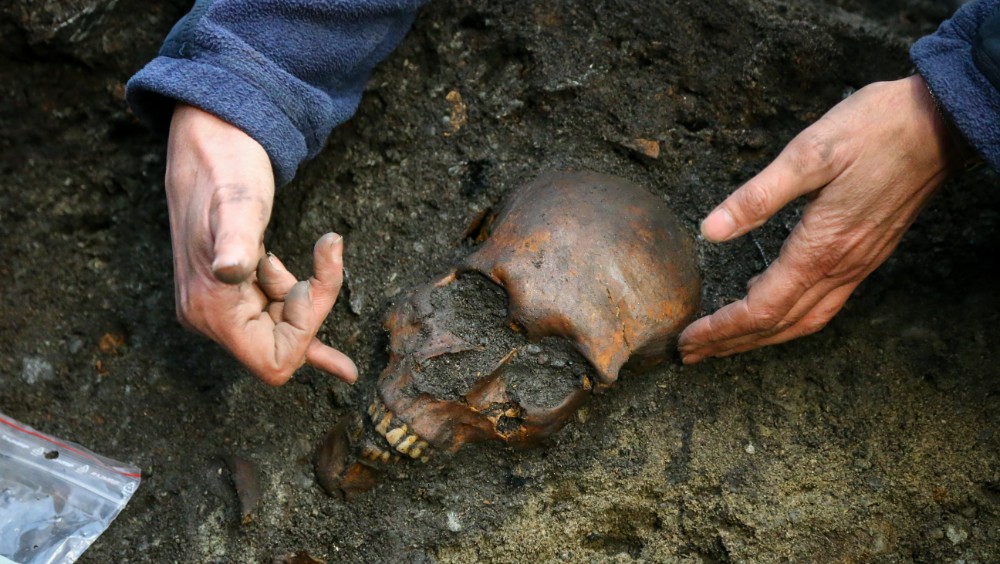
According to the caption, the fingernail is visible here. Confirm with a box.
[328,233,343,260]
[212,256,252,284]
[701,208,737,242]
[682,354,702,365]
[266,252,285,271]
[342,357,359,384]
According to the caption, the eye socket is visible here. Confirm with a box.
[487,403,524,436]
[495,413,525,436]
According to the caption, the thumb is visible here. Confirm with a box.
[210,183,274,284]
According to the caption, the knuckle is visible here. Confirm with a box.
[311,275,342,296]
[735,181,773,221]
[748,307,783,332]
[788,132,836,174]
[798,315,830,337]
[213,183,252,203]
[212,183,270,218]
[256,362,296,387]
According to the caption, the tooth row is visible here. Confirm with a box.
[360,443,400,465]
[368,398,432,463]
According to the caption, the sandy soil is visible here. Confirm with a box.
[2,0,999,561]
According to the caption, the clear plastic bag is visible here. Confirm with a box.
[0,412,141,564]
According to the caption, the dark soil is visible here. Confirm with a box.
[2,0,999,561]
[417,272,585,409]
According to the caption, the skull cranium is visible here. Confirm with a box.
[316,170,701,499]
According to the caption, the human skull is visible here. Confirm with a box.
[316,170,701,499]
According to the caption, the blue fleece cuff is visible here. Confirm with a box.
[125,0,422,187]
[911,0,1000,171]
[127,57,308,187]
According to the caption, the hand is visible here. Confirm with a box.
[678,75,970,364]
[165,103,358,385]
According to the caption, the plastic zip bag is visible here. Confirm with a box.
[0,412,141,564]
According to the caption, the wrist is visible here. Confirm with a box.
[914,75,983,173]
[166,104,274,195]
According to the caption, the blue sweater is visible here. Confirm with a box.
[912,0,1000,169]
[126,0,425,186]
[127,1,1000,186]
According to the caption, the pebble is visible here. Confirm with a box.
[946,524,968,545]
[446,511,462,532]
[21,356,54,384]
[525,344,542,355]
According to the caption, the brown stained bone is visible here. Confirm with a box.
[462,170,700,382]
[317,170,701,499]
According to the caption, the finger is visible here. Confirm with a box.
[247,235,346,386]
[308,233,345,311]
[248,281,329,386]
[306,339,359,384]
[716,283,857,356]
[679,254,805,351]
[272,233,344,336]
[701,126,841,242]
[679,254,852,364]
[678,250,820,363]
[210,183,273,284]
[257,252,298,301]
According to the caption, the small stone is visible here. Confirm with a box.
[744,442,755,454]
[525,344,542,355]
[21,356,54,385]
[631,138,660,159]
[946,524,968,545]
[446,511,462,532]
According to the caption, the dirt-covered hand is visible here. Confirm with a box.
[165,104,358,385]
[678,75,969,364]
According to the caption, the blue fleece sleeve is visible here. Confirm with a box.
[911,0,1000,170]
[125,0,425,186]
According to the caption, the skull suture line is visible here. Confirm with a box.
[316,170,701,499]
